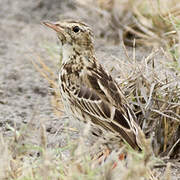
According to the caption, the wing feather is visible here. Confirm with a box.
[64,62,140,149]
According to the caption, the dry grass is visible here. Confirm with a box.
[0,0,179,179]
[117,47,179,158]
[0,123,156,180]
[121,0,180,48]
[77,0,180,59]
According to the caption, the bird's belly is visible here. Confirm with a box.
[59,86,89,123]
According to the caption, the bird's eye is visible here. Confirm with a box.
[72,26,80,33]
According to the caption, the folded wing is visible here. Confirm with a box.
[66,63,141,149]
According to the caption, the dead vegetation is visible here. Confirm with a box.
[118,48,179,159]
[77,0,180,58]
[0,0,179,179]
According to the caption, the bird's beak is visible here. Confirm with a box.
[43,22,62,33]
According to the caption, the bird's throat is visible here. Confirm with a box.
[61,43,74,64]
[61,43,93,65]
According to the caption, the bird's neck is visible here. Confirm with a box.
[61,43,74,64]
[61,43,94,65]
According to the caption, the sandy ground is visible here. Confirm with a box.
[0,0,73,148]
[0,0,179,179]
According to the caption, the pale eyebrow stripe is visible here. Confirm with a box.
[66,20,88,27]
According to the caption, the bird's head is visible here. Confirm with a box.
[43,20,94,54]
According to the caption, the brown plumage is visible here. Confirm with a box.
[43,20,143,150]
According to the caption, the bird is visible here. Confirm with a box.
[43,20,144,151]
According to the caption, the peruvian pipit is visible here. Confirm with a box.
[43,20,144,151]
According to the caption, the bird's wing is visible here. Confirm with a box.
[66,63,140,149]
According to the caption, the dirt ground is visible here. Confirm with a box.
[0,0,179,179]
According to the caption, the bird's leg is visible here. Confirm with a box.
[112,153,125,169]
